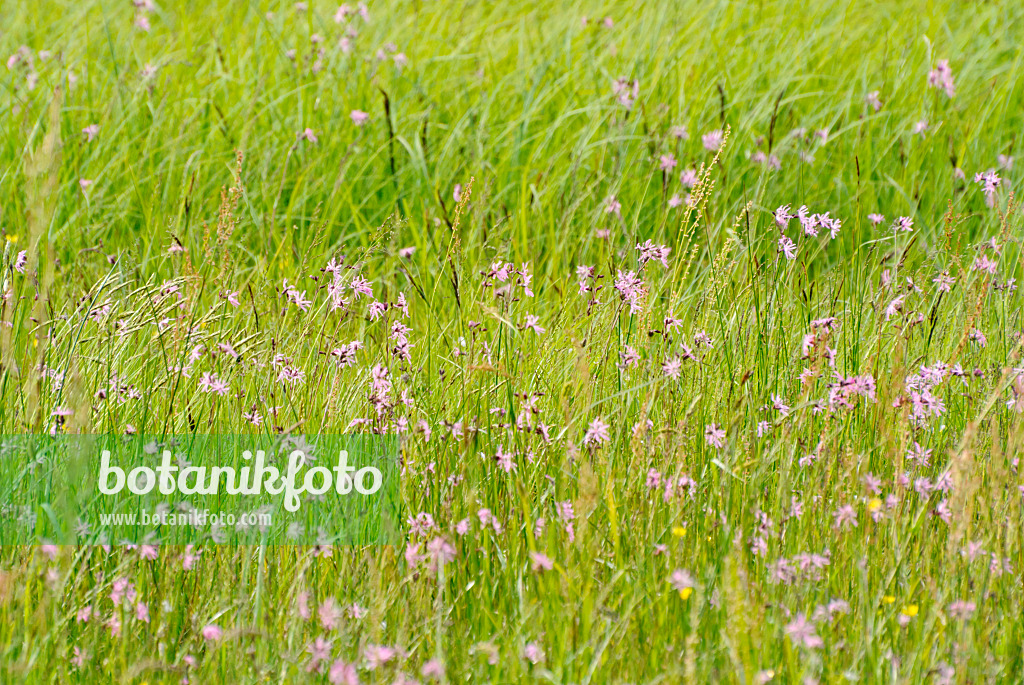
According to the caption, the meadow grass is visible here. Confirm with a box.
[1,0,1024,682]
